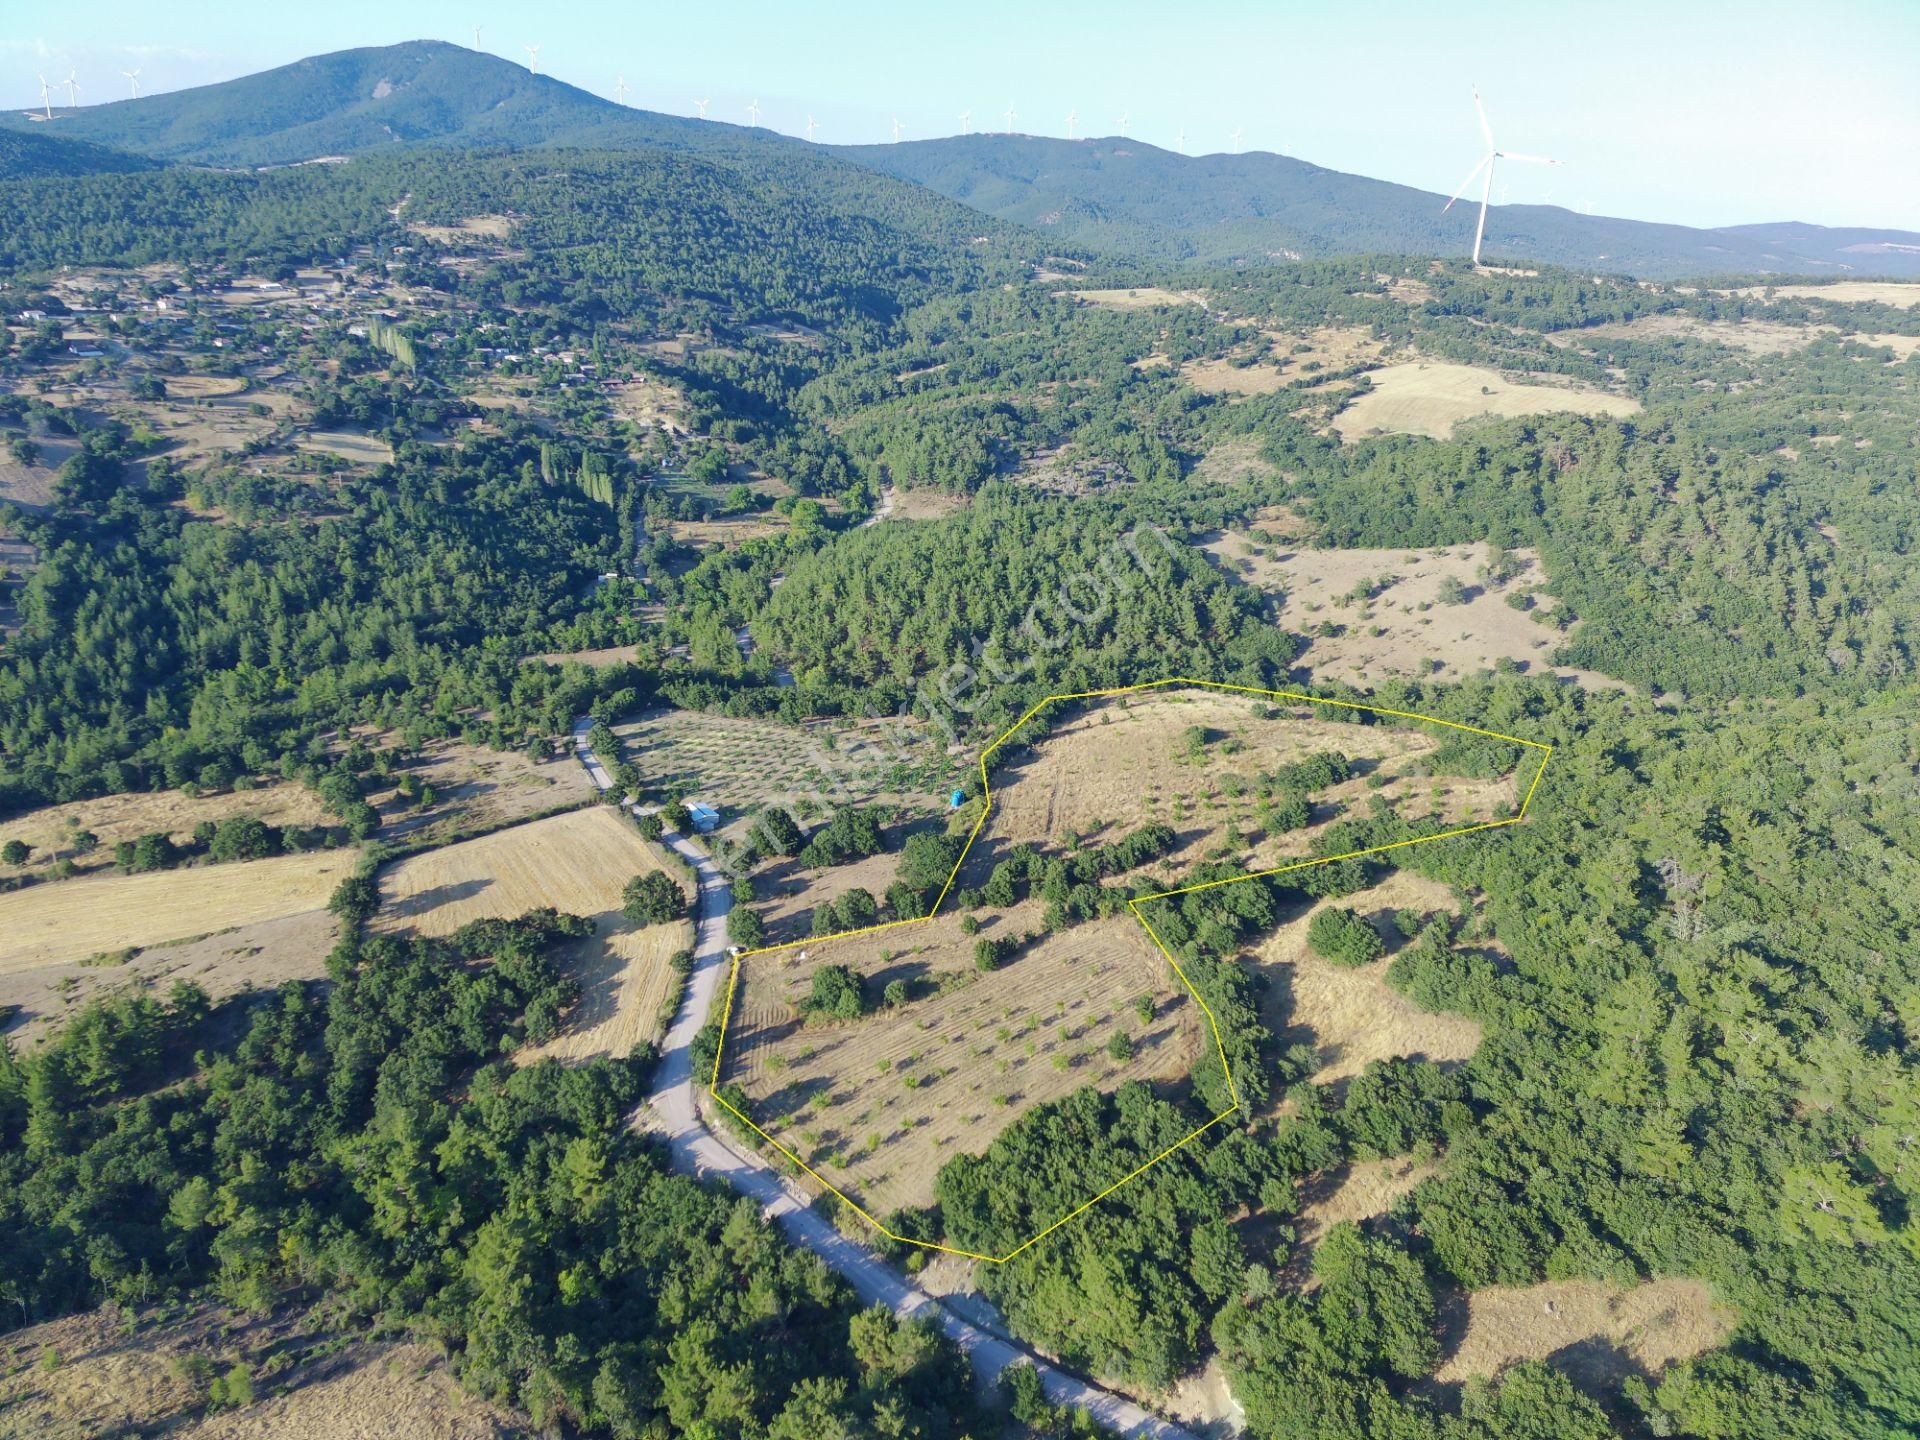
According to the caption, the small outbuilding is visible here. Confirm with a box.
[687,801,721,834]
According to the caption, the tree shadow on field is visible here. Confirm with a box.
[384,877,492,922]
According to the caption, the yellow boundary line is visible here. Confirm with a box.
[707,677,1551,1264]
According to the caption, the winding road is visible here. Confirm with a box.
[570,719,1199,1439]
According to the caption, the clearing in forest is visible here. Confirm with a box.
[1333,361,1640,440]
[1069,286,1206,310]
[374,807,692,1060]
[0,849,357,972]
[711,678,1551,1261]
[1726,281,1920,308]
[1200,534,1625,690]
[1435,1277,1735,1388]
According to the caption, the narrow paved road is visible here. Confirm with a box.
[570,719,1198,1439]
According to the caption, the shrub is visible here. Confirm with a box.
[1307,906,1385,967]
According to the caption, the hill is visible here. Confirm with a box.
[0,39,746,168]
[0,127,159,179]
[838,133,1920,280]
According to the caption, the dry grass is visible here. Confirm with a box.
[1182,358,1287,395]
[1436,1278,1736,1386]
[1200,534,1626,690]
[888,488,972,522]
[1296,1155,1438,1246]
[406,213,516,243]
[1069,287,1206,310]
[611,375,689,436]
[1548,313,1830,355]
[1255,871,1483,1089]
[0,850,357,972]
[362,738,598,846]
[0,910,340,1046]
[1859,332,1920,361]
[719,908,1198,1215]
[0,1301,522,1440]
[1728,281,1920,308]
[1190,435,1280,487]
[162,374,248,399]
[0,782,332,883]
[527,644,643,669]
[972,690,1515,885]
[296,430,394,465]
[1334,361,1640,440]
[374,807,691,1061]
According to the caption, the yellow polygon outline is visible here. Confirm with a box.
[708,677,1551,1263]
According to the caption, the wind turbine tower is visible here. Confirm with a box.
[523,44,540,75]
[64,70,80,109]
[1065,108,1077,139]
[1230,127,1243,152]
[695,97,710,118]
[615,76,628,105]
[122,69,141,98]
[35,74,53,120]
[1115,110,1129,137]
[1443,88,1560,267]
[806,113,819,142]
[1003,101,1016,135]
[958,109,972,135]
[891,114,904,143]
[748,98,761,126]
[473,24,482,50]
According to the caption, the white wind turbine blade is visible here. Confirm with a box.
[1443,153,1492,211]
[1496,151,1560,166]
[1473,88,1493,150]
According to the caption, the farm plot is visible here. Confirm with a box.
[967,688,1517,886]
[717,908,1199,1216]
[0,850,357,972]
[1069,286,1207,310]
[612,709,949,843]
[362,737,597,846]
[374,807,690,1061]
[1333,361,1640,440]
[1726,281,1920,308]
[296,429,394,465]
[1200,533,1626,689]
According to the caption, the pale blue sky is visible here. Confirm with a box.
[5,0,1918,230]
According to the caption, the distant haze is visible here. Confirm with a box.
[4,0,1918,232]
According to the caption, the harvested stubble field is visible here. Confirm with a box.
[613,708,946,842]
[968,688,1515,885]
[1434,1277,1735,1387]
[718,906,1199,1216]
[1333,360,1640,440]
[374,807,690,1062]
[1254,871,1483,1090]
[0,849,357,972]
[0,780,333,883]
[296,429,395,465]
[1200,533,1625,690]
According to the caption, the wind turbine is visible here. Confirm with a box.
[805,113,819,142]
[35,74,52,120]
[694,97,709,118]
[64,70,80,109]
[958,109,971,134]
[122,69,141,98]
[1443,88,1560,268]
[1230,126,1244,151]
[1115,110,1129,137]
[1003,101,1016,135]
[1176,126,1186,152]
[473,24,482,50]
[1065,107,1077,139]
[748,98,761,126]
[891,114,903,142]
[523,44,540,74]
[615,76,628,106]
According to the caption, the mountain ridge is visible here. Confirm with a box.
[6,40,1917,280]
